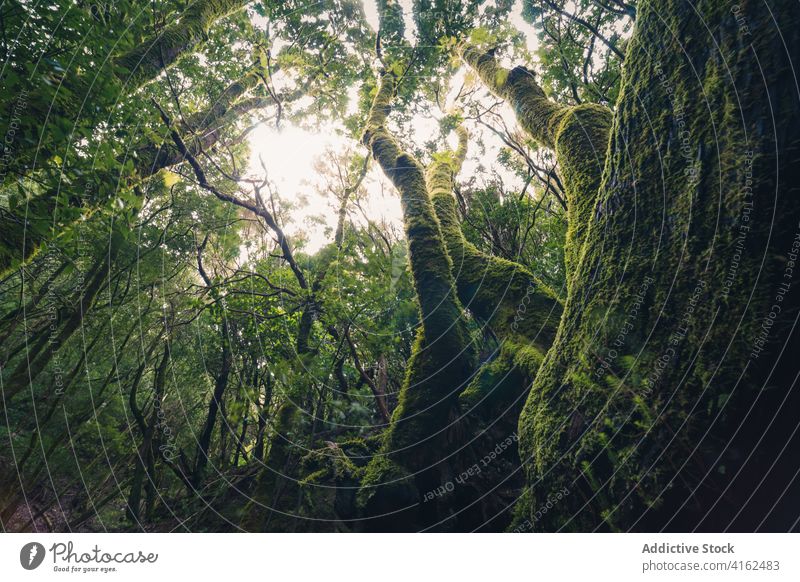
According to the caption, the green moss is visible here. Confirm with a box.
[289,444,366,531]
[299,444,365,485]
[430,175,563,351]
[516,0,800,530]
[460,44,612,286]
[554,104,612,278]
[336,436,378,466]
[459,341,530,417]
[358,72,478,521]
[358,453,414,502]
[115,0,250,87]
[356,453,418,528]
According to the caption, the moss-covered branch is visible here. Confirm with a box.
[428,125,563,354]
[361,73,468,346]
[460,45,565,148]
[0,61,274,276]
[425,124,562,447]
[358,72,476,526]
[115,0,252,87]
[460,43,612,277]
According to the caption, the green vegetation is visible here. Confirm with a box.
[1,0,798,532]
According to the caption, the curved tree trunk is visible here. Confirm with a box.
[115,0,252,87]
[428,125,563,356]
[460,43,612,283]
[357,71,477,530]
[513,0,800,531]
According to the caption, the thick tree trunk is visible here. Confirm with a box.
[516,0,800,531]
[357,71,477,529]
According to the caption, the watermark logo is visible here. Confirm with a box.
[20,542,46,570]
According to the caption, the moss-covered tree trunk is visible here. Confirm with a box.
[460,43,612,284]
[425,124,564,530]
[428,125,562,373]
[115,0,252,87]
[357,71,477,530]
[0,2,258,276]
[509,0,800,531]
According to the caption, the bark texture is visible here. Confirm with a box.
[515,0,800,531]
[115,0,251,87]
[461,43,612,280]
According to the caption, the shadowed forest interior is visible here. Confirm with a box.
[1,0,799,532]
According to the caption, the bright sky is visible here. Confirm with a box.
[245,1,540,254]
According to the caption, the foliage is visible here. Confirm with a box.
[1,0,795,535]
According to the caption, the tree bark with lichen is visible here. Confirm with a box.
[460,42,612,283]
[356,70,478,529]
[476,0,800,531]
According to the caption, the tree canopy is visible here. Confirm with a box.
[1,0,798,532]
